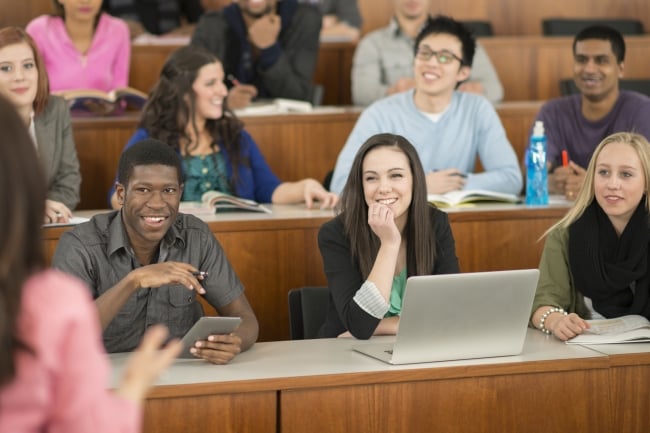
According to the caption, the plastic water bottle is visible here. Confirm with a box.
[525,121,548,205]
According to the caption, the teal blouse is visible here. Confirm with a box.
[386,268,407,317]
[181,152,232,201]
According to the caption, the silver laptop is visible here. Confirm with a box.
[353,269,539,365]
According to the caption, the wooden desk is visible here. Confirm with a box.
[43,203,569,341]
[71,103,537,210]
[579,344,650,430]
[129,41,355,106]
[108,330,620,433]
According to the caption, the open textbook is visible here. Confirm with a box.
[567,315,650,344]
[233,98,313,116]
[43,216,90,228]
[179,191,271,215]
[59,87,148,115]
[427,189,520,208]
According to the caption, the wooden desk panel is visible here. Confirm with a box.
[581,348,650,433]
[282,368,611,433]
[144,391,276,433]
[448,205,564,272]
[496,100,543,161]
[71,115,140,209]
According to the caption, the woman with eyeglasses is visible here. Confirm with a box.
[329,15,521,196]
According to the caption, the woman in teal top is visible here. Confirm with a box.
[109,45,337,208]
[317,133,459,339]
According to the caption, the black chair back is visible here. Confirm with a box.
[462,20,494,37]
[543,18,644,36]
[288,287,330,340]
[560,78,650,97]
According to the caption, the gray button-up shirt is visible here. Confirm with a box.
[52,211,244,353]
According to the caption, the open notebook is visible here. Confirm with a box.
[354,269,539,365]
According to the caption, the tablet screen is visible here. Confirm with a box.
[179,316,242,358]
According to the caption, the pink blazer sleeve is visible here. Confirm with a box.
[5,271,141,433]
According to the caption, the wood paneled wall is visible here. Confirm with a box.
[6,0,650,35]
[0,0,51,28]
[358,0,650,36]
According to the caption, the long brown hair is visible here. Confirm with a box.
[0,95,46,386]
[0,27,50,115]
[139,45,245,188]
[338,133,436,278]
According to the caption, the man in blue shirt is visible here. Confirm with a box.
[330,15,521,195]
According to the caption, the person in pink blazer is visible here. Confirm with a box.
[0,93,181,433]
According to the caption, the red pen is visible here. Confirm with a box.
[561,150,569,167]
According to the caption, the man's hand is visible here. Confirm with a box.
[458,80,485,96]
[248,14,281,49]
[426,169,467,194]
[130,262,206,295]
[548,165,572,194]
[44,199,73,224]
[189,333,243,364]
[227,84,258,109]
[301,178,338,209]
[564,162,586,201]
[387,77,416,95]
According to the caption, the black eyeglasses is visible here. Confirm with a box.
[415,47,463,65]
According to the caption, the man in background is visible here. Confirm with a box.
[352,0,503,106]
[192,0,321,109]
[331,16,521,195]
[534,25,650,200]
[298,0,363,41]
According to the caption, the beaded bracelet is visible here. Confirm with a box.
[539,307,568,335]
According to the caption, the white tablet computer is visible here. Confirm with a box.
[180,316,242,358]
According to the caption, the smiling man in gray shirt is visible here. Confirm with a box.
[52,139,258,364]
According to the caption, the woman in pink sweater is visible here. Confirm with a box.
[26,0,130,93]
[0,93,181,432]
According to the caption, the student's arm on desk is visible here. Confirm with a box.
[373,316,399,335]
[338,316,399,338]
[272,178,338,209]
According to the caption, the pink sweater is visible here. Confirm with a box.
[0,270,140,433]
[26,14,131,92]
